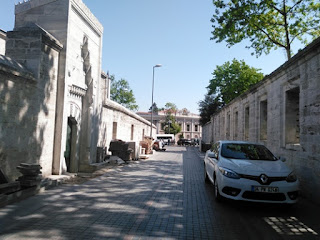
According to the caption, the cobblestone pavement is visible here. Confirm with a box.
[0,146,319,240]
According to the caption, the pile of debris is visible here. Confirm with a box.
[0,164,43,207]
[16,163,42,188]
[109,140,133,161]
[0,169,20,196]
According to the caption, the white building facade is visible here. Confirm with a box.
[137,110,202,142]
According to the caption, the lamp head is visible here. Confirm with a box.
[154,64,162,68]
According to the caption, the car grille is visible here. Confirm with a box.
[239,174,287,185]
[242,191,286,201]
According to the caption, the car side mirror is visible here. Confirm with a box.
[278,156,286,162]
[208,152,217,159]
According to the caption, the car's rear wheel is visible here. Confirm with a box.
[204,164,209,183]
[214,177,222,202]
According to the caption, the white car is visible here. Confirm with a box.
[204,141,299,204]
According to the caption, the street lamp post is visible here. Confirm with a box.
[168,120,172,145]
[150,64,162,139]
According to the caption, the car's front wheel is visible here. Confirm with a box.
[214,177,222,202]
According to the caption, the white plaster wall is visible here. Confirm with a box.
[99,100,155,157]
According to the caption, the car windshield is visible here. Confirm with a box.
[221,143,276,161]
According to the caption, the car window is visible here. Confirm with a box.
[221,143,276,161]
[209,143,219,159]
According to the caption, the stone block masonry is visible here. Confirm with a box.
[0,24,62,181]
[202,37,320,203]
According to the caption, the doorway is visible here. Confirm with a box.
[64,117,78,173]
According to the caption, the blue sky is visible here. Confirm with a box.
[1,0,291,114]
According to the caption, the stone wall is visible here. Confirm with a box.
[14,0,104,174]
[0,25,62,181]
[202,37,320,202]
[0,0,159,182]
[99,99,156,160]
[201,121,212,144]
[0,30,6,55]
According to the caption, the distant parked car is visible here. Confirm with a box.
[177,139,191,146]
[204,140,299,204]
[191,138,199,146]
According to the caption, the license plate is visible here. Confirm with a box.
[252,186,279,193]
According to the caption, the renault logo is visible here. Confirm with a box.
[260,174,268,184]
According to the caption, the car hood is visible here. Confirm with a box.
[221,158,291,176]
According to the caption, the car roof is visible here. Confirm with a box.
[218,140,264,145]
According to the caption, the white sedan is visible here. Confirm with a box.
[204,141,299,204]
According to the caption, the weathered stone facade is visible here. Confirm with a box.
[0,0,154,182]
[202,38,320,203]
[0,30,6,55]
[14,0,104,175]
[99,100,156,160]
[0,25,62,181]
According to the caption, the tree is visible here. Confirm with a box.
[149,102,159,113]
[198,94,222,126]
[110,76,138,111]
[211,0,320,59]
[207,59,264,105]
[164,102,178,115]
[163,114,181,135]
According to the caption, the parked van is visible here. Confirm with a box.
[155,134,174,145]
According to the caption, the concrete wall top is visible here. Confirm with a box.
[0,55,35,80]
[70,0,103,35]
[15,0,103,35]
[104,99,155,127]
[5,23,63,79]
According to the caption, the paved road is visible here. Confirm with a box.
[0,146,319,240]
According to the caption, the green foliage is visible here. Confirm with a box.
[110,76,139,111]
[149,102,159,113]
[207,59,264,105]
[198,95,223,126]
[211,0,320,59]
[164,102,178,115]
[164,114,181,135]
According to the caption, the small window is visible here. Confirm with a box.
[234,111,238,138]
[226,112,231,139]
[112,122,117,139]
[260,100,268,140]
[195,125,198,132]
[285,87,300,144]
[187,124,190,131]
[131,124,134,140]
[244,106,249,140]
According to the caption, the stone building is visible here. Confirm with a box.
[0,0,154,182]
[202,38,320,203]
[0,30,6,55]
[137,110,202,142]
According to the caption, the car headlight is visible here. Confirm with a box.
[219,167,240,179]
[286,172,297,182]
